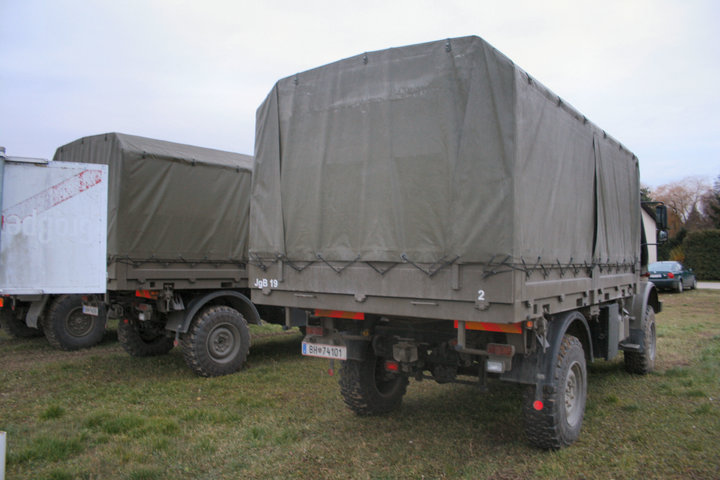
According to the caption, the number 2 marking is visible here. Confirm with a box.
[477,290,486,301]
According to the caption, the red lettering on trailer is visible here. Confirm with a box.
[1,169,103,221]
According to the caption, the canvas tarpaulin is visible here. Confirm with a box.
[54,133,253,262]
[250,36,640,269]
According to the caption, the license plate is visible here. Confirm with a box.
[302,342,347,360]
[82,305,99,316]
[649,274,662,279]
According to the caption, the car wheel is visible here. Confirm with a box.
[675,280,683,293]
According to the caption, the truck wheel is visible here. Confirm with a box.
[118,316,174,357]
[339,352,409,416]
[180,305,250,377]
[524,334,587,449]
[624,306,656,375]
[0,307,43,338]
[42,295,106,350]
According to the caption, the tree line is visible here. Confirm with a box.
[643,174,720,272]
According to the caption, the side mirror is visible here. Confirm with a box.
[655,204,668,231]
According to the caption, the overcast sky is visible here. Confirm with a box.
[1,0,718,188]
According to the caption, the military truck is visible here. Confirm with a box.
[2,133,289,377]
[248,36,666,448]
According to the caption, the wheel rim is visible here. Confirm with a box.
[65,308,94,337]
[206,323,241,364]
[564,361,584,427]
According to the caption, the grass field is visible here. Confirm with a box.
[1,290,719,479]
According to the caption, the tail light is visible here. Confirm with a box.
[306,325,324,336]
[487,343,515,357]
[667,272,675,279]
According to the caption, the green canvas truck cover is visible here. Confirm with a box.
[54,133,253,264]
[251,35,640,271]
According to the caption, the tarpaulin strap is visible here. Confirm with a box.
[248,253,271,271]
[316,253,361,274]
[112,255,244,267]
[275,254,313,273]
[557,258,570,277]
[521,258,531,279]
[531,257,550,279]
[482,255,515,279]
[365,262,398,276]
[400,254,460,278]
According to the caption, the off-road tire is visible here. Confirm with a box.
[118,316,174,357]
[339,353,409,416]
[0,307,43,338]
[624,306,656,375]
[42,295,106,350]
[180,305,250,377]
[524,334,587,450]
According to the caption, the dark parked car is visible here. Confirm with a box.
[648,261,697,293]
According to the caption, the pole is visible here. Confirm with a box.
[0,430,6,480]
[0,146,6,255]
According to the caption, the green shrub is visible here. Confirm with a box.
[683,229,720,280]
[659,228,687,261]
[670,245,685,262]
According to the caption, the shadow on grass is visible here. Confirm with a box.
[249,330,304,359]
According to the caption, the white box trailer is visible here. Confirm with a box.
[0,148,108,344]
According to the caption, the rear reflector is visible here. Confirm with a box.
[454,320,523,334]
[135,290,159,300]
[533,400,544,411]
[314,309,365,320]
[384,360,400,372]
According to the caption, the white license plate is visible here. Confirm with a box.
[82,305,99,316]
[302,342,347,360]
[649,274,662,279]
